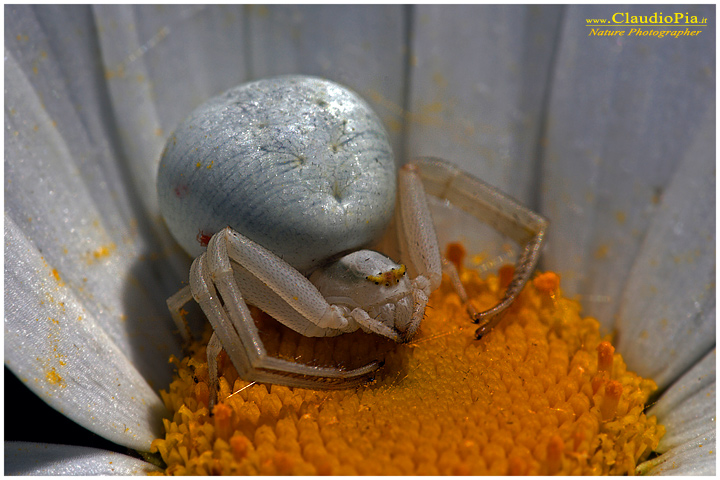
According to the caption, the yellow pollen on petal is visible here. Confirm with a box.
[45,367,64,386]
[151,263,665,475]
[50,268,63,284]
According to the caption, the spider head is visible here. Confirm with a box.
[310,249,417,341]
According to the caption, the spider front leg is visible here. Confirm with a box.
[393,163,474,336]
[166,285,193,343]
[190,228,380,407]
[409,157,548,339]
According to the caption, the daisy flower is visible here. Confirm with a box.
[5,5,714,475]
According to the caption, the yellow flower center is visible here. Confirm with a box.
[151,257,664,475]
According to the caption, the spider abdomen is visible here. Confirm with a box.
[157,75,397,273]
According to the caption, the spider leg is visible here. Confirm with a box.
[410,157,548,338]
[190,229,379,395]
[405,288,428,341]
[166,285,193,342]
[395,162,483,313]
[473,231,545,337]
[350,308,402,342]
[213,228,351,331]
[190,254,256,370]
[206,332,222,409]
[394,163,470,340]
[441,257,476,316]
[396,163,443,294]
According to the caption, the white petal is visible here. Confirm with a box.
[398,5,561,259]
[649,349,716,450]
[406,5,561,201]
[5,7,717,475]
[4,45,185,386]
[4,442,161,476]
[90,5,169,218]
[640,437,715,476]
[92,5,253,219]
[540,5,715,332]
[614,111,715,389]
[638,350,716,475]
[6,8,195,450]
[5,218,168,452]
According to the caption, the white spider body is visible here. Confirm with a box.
[157,75,396,273]
[309,249,423,342]
[159,76,548,400]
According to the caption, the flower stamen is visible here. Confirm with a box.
[152,263,665,475]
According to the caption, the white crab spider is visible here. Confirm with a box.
[157,76,547,402]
